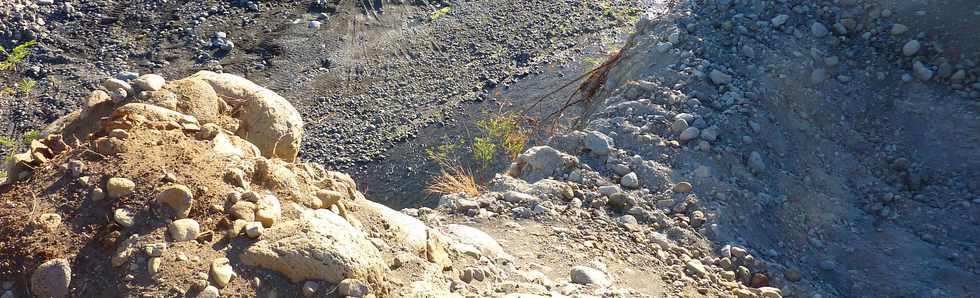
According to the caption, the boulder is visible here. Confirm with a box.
[106,177,135,199]
[583,131,613,155]
[169,218,201,242]
[445,224,510,260]
[133,74,166,92]
[141,78,222,123]
[157,184,194,219]
[569,266,611,287]
[254,195,282,228]
[240,209,385,284]
[507,146,577,183]
[190,71,303,161]
[355,200,428,252]
[30,259,71,298]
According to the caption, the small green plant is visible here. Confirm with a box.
[0,40,38,71]
[0,136,14,148]
[477,113,529,161]
[21,130,39,145]
[431,6,451,21]
[0,86,14,97]
[471,137,496,171]
[502,129,530,160]
[18,78,36,94]
[425,138,464,168]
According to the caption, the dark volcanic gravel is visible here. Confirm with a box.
[0,0,641,171]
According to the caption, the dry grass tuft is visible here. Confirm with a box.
[426,167,483,197]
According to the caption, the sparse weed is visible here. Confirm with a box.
[0,136,14,148]
[0,40,38,71]
[502,130,529,160]
[582,56,603,66]
[18,78,36,95]
[426,167,483,197]
[431,7,451,21]
[0,86,13,97]
[425,138,464,168]
[21,130,39,146]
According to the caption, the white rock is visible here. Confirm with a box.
[245,222,264,238]
[197,285,219,298]
[102,78,133,97]
[148,257,162,276]
[810,22,828,37]
[700,126,720,141]
[113,209,135,227]
[445,224,511,261]
[902,40,921,56]
[709,69,732,85]
[508,146,576,183]
[338,279,370,297]
[106,177,136,199]
[620,172,640,189]
[748,151,765,175]
[157,184,194,219]
[209,258,235,288]
[679,127,700,141]
[240,210,385,283]
[168,218,201,242]
[502,191,537,203]
[190,71,304,161]
[890,24,908,35]
[913,61,934,81]
[254,195,281,228]
[355,200,428,251]
[686,260,708,277]
[570,266,611,287]
[584,131,614,156]
[670,118,689,133]
[598,185,622,196]
[770,14,789,27]
[133,74,166,91]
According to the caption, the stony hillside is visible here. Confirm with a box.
[0,70,778,298]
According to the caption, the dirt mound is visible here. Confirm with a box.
[0,73,501,297]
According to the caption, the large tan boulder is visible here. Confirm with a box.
[140,78,222,123]
[190,71,303,162]
[240,208,384,285]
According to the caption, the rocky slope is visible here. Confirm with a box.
[1,70,764,298]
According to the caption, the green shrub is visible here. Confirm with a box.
[471,137,496,170]
[0,40,38,71]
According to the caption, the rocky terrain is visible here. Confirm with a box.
[2,0,980,298]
